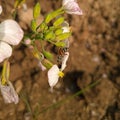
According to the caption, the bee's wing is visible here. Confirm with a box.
[61,52,69,71]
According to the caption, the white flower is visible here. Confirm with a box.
[62,0,83,15]
[0,42,12,63]
[0,5,2,15]
[0,19,24,63]
[0,20,24,45]
[0,80,19,104]
[48,52,69,88]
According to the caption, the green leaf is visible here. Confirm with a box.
[31,19,37,32]
[55,29,63,35]
[33,2,41,19]
[53,17,64,27]
[43,50,53,60]
[56,32,71,41]
[55,42,66,47]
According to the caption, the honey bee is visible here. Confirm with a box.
[57,39,69,66]
[57,47,69,64]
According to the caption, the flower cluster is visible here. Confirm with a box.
[47,0,82,88]
[0,5,23,104]
[0,0,83,103]
[25,0,83,88]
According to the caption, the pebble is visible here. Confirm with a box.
[15,80,23,93]
[17,101,25,112]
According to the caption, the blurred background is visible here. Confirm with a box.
[0,0,120,120]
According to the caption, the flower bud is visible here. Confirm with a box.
[0,19,24,45]
[24,39,31,45]
[0,42,12,63]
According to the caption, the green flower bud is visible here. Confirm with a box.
[43,50,53,60]
[33,2,41,19]
[44,8,64,24]
[55,29,63,35]
[42,59,53,69]
[39,22,48,31]
[55,42,66,47]
[31,19,37,32]
[44,31,55,40]
[56,32,71,41]
[53,17,64,27]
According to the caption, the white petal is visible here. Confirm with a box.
[63,39,69,48]
[0,41,12,63]
[62,26,70,33]
[48,65,59,88]
[0,5,2,15]
[62,0,76,6]
[61,52,69,71]
[0,80,19,104]
[0,19,24,45]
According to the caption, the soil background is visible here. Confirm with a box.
[0,0,120,120]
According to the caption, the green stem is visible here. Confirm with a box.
[38,80,100,114]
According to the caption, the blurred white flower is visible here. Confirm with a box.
[0,5,2,15]
[0,80,19,104]
[0,42,12,63]
[62,0,83,15]
[48,52,69,88]
[0,20,24,45]
[0,19,24,63]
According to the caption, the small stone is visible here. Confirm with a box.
[15,80,23,93]
[24,112,32,120]
[17,101,25,112]
[10,64,23,81]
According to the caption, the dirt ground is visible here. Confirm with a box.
[0,0,120,120]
